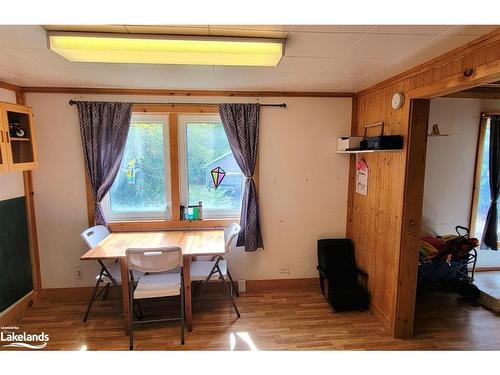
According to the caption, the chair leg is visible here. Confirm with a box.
[102,283,111,300]
[129,281,134,350]
[135,300,144,320]
[180,275,185,345]
[83,273,104,322]
[216,265,240,318]
[226,269,239,297]
[193,265,218,303]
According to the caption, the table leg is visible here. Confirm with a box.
[119,258,130,335]
[183,255,192,331]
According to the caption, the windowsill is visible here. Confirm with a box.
[108,218,240,232]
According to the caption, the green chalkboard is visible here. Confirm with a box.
[0,196,33,313]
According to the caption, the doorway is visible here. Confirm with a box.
[406,83,500,335]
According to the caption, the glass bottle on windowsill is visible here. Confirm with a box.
[198,201,203,220]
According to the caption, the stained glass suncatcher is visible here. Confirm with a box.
[211,166,226,189]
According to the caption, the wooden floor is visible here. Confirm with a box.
[474,271,500,312]
[3,283,499,350]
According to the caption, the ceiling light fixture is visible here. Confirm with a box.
[47,31,284,66]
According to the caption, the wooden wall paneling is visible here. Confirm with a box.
[168,113,180,221]
[348,30,500,339]
[394,99,430,338]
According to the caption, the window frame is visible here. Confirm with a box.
[103,113,172,222]
[177,113,243,220]
[470,114,500,248]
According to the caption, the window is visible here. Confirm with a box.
[104,114,171,220]
[103,111,244,222]
[179,114,243,218]
[471,116,499,244]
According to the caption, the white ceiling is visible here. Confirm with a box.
[0,25,497,92]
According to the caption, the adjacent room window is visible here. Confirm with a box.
[104,114,171,220]
[179,114,243,219]
[471,116,499,244]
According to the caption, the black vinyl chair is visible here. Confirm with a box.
[317,239,370,311]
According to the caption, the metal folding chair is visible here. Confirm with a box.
[80,225,120,322]
[190,223,241,318]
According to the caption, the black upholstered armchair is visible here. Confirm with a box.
[317,239,370,311]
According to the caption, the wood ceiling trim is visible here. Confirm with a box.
[19,86,355,97]
[357,27,500,97]
[0,80,20,92]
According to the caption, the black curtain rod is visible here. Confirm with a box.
[68,100,286,108]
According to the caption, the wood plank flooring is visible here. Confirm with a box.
[2,283,499,350]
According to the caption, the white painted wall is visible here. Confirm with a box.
[26,93,352,288]
[423,98,500,268]
[0,88,24,200]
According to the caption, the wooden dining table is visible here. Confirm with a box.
[80,229,225,333]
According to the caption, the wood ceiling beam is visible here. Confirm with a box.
[19,86,354,97]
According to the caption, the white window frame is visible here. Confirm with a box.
[178,114,243,219]
[103,113,172,222]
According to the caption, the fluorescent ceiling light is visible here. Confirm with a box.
[47,32,284,66]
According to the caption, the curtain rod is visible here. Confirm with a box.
[482,112,500,117]
[68,100,286,108]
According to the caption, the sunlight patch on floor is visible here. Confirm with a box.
[229,332,258,351]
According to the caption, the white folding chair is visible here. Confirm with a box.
[126,247,185,350]
[80,225,120,322]
[190,223,241,318]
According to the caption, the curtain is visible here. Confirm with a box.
[76,101,132,226]
[481,115,500,250]
[219,103,263,251]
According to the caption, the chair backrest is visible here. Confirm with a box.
[317,238,358,284]
[81,225,110,249]
[126,247,181,273]
[224,223,241,253]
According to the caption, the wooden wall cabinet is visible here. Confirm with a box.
[0,102,38,172]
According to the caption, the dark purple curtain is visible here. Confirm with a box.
[219,103,263,251]
[76,101,132,226]
[481,115,500,250]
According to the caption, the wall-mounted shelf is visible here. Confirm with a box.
[336,149,402,154]
[427,134,453,138]
[10,137,31,142]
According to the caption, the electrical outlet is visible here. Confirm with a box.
[279,264,291,274]
[74,266,83,280]
[238,280,246,293]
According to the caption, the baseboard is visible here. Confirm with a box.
[0,291,37,326]
[39,287,100,302]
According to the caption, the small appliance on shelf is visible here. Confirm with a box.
[337,136,363,152]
